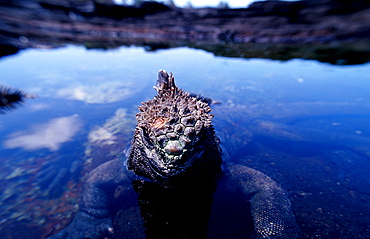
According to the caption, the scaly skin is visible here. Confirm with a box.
[48,70,300,239]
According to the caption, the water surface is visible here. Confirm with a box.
[0,46,369,238]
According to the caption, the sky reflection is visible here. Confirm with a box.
[3,114,82,151]
[1,45,369,110]
[0,45,370,239]
[0,46,155,104]
[57,81,136,103]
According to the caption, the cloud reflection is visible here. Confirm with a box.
[29,103,50,111]
[57,82,137,103]
[3,115,82,151]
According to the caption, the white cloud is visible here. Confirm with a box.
[3,115,82,151]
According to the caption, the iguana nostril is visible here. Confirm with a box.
[164,140,183,155]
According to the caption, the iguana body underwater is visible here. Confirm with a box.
[49,70,300,239]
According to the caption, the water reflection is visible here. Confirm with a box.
[57,82,136,103]
[3,115,82,151]
[0,45,369,238]
[1,47,154,103]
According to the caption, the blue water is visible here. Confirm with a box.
[0,46,369,238]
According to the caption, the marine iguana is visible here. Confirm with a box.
[48,70,300,239]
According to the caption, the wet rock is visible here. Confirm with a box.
[36,159,80,198]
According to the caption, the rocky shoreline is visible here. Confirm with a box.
[0,0,370,64]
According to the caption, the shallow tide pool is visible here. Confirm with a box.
[0,45,370,238]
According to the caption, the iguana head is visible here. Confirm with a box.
[127,70,221,183]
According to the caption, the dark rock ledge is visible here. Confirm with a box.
[0,0,370,64]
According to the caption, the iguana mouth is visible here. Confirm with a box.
[163,140,185,157]
[147,146,205,177]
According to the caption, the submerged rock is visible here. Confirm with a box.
[5,167,25,180]
[85,108,135,171]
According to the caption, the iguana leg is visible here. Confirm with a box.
[226,163,300,238]
[48,158,131,239]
